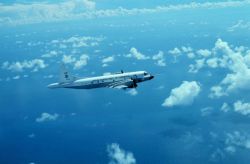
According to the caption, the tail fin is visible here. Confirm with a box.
[59,64,74,83]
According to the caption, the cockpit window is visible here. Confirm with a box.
[144,72,148,76]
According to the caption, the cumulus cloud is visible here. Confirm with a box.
[185,38,250,97]
[228,20,250,32]
[196,49,211,57]
[221,102,231,112]
[152,51,166,66]
[233,100,250,116]
[162,81,201,107]
[126,47,149,60]
[41,50,58,58]
[62,55,76,64]
[210,148,225,162]
[74,54,89,69]
[187,52,195,59]
[207,39,250,97]
[12,75,20,80]
[36,112,59,123]
[62,54,89,69]
[169,46,195,60]
[209,86,227,98]
[102,56,115,67]
[225,131,250,154]
[206,57,219,68]
[102,56,114,63]
[107,143,136,164]
[125,48,166,66]
[200,107,213,117]
[188,59,205,73]
[181,46,193,53]
[52,36,104,48]
[168,47,181,61]
[2,59,47,72]
[168,47,181,55]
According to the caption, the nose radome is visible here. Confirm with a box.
[150,75,154,80]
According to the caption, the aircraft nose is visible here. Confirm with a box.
[149,75,154,80]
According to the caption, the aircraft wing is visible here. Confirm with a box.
[108,79,133,89]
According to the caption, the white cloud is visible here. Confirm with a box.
[107,143,136,164]
[102,56,115,67]
[127,89,138,96]
[59,44,67,49]
[181,46,193,53]
[233,100,250,116]
[196,49,211,57]
[206,58,219,68]
[126,47,149,60]
[12,75,20,80]
[2,59,47,72]
[221,102,230,112]
[62,55,76,64]
[152,51,166,66]
[225,131,250,154]
[187,52,195,59]
[209,86,227,98]
[41,50,58,58]
[200,107,213,117]
[156,85,165,90]
[168,47,181,61]
[62,54,89,69]
[73,41,88,48]
[74,54,89,69]
[210,148,225,162]
[162,81,201,107]
[44,74,54,79]
[210,39,250,96]
[52,36,104,48]
[36,112,59,123]
[224,146,236,154]
[228,20,250,32]
[169,46,195,60]
[81,0,96,10]
[185,38,250,97]
[188,59,205,73]
[102,56,114,63]
[1,1,249,26]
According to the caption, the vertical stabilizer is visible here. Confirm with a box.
[60,64,74,83]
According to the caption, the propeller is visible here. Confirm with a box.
[130,78,137,88]
[133,80,137,88]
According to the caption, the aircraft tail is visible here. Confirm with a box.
[59,64,74,83]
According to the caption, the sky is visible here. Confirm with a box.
[1,0,250,164]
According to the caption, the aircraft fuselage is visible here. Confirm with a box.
[48,71,154,89]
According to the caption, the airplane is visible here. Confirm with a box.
[47,65,154,89]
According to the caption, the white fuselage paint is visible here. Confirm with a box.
[48,71,154,89]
